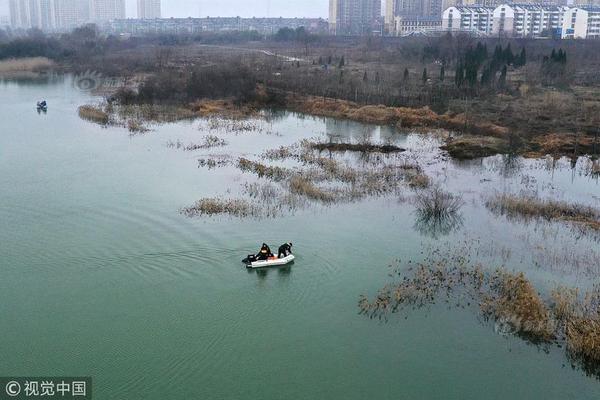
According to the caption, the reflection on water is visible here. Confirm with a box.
[414,211,464,239]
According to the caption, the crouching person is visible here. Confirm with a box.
[278,243,293,258]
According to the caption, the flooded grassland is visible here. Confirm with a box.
[2,76,600,399]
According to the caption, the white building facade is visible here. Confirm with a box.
[443,3,599,38]
[442,5,495,34]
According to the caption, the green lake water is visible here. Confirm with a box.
[1,76,600,399]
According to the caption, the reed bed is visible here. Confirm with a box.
[238,158,291,181]
[0,57,54,74]
[181,198,256,218]
[78,105,109,125]
[310,142,405,154]
[359,249,600,378]
[167,135,228,151]
[486,193,600,231]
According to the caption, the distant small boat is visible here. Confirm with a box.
[243,254,295,269]
[37,100,48,110]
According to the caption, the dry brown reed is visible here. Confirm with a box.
[486,193,600,232]
[78,105,109,125]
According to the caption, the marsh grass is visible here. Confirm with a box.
[288,175,337,203]
[481,271,555,342]
[198,157,231,169]
[415,186,464,220]
[78,105,109,125]
[238,158,291,181]
[486,193,600,232]
[116,104,196,123]
[167,135,228,151]
[310,142,405,154]
[359,247,600,378]
[0,57,54,74]
[186,137,429,218]
[181,198,256,218]
[127,119,149,134]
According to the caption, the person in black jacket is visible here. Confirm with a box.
[256,243,273,260]
[277,243,293,258]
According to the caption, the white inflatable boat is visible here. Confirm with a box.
[245,254,295,269]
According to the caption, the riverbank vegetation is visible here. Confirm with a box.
[359,249,600,377]
[4,27,593,160]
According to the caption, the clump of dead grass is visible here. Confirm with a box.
[310,142,405,154]
[181,198,256,218]
[486,193,600,232]
[482,271,554,341]
[238,158,291,181]
[0,57,54,74]
[359,247,600,377]
[78,105,109,125]
[289,175,337,203]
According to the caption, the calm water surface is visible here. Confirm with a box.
[1,76,599,399]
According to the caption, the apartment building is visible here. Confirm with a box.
[442,5,495,34]
[442,3,588,37]
[90,0,125,22]
[329,0,382,35]
[137,0,161,19]
[492,4,567,37]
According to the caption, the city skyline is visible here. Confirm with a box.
[0,0,333,19]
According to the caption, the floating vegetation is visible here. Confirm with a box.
[486,193,600,232]
[359,248,600,377]
[167,135,228,151]
[238,158,291,181]
[184,137,430,218]
[181,198,256,218]
[78,105,109,125]
[127,119,150,134]
[288,175,337,203]
[310,142,405,154]
[205,117,272,135]
[198,157,231,170]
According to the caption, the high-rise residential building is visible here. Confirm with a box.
[55,0,90,29]
[137,0,161,19]
[9,0,29,28]
[386,0,445,20]
[90,0,125,22]
[329,0,382,35]
[9,0,91,30]
[9,0,56,30]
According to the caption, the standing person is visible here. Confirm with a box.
[278,243,293,258]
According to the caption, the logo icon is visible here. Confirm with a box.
[5,381,21,397]
[73,70,104,91]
